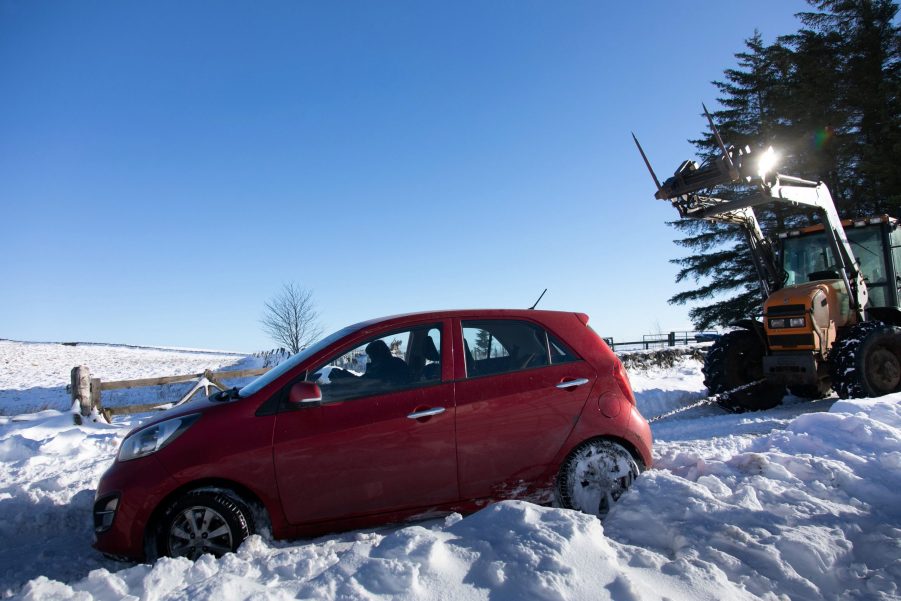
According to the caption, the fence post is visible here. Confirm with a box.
[70,365,91,424]
[91,377,107,422]
[668,332,676,347]
[203,369,229,392]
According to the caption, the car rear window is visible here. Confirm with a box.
[462,319,550,377]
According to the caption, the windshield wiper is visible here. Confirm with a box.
[210,387,240,402]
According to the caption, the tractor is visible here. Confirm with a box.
[634,108,901,410]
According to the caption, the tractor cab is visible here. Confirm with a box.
[778,216,901,311]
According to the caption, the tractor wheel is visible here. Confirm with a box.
[703,329,784,412]
[788,381,831,400]
[829,321,901,399]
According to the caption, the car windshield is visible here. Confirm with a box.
[239,323,365,398]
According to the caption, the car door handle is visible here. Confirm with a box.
[407,407,446,419]
[556,378,590,389]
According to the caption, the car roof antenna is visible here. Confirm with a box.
[529,288,547,310]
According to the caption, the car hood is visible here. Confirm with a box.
[122,396,229,436]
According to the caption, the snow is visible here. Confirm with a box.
[1,344,900,600]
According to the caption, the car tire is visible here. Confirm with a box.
[829,321,901,399]
[555,439,640,519]
[156,490,253,560]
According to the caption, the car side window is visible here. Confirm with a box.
[462,320,550,378]
[548,334,578,364]
[307,324,442,403]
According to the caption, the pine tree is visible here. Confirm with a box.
[796,0,901,214]
[667,33,789,329]
[668,1,901,329]
[474,329,493,360]
[774,27,850,203]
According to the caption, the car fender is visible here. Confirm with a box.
[552,380,652,470]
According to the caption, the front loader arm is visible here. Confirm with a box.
[698,203,779,301]
[766,174,868,316]
[634,136,781,301]
[632,106,866,318]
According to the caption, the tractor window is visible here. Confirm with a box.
[848,228,888,306]
[848,229,887,284]
[782,232,836,285]
[781,226,891,307]
[894,244,901,294]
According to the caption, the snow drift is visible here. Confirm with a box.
[1,343,899,600]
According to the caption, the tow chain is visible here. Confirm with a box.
[645,379,767,424]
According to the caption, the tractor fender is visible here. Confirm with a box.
[867,307,901,327]
[729,319,766,348]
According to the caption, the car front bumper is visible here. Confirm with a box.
[92,455,177,561]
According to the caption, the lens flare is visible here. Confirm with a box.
[757,147,780,179]
[813,127,833,149]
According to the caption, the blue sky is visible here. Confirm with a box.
[1,0,811,351]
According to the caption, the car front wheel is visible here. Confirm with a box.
[555,439,640,519]
[157,490,252,560]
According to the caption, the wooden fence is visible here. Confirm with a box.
[70,365,270,424]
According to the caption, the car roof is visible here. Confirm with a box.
[349,309,589,331]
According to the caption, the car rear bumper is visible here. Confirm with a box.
[627,404,653,468]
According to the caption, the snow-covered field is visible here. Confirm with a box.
[0,340,256,414]
[2,342,899,600]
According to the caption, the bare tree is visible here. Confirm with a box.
[261,283,324,354]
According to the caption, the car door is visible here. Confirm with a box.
[453,318,597,500]
[272,321,457,525]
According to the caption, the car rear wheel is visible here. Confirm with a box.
[555,439,640,519]
[157,490,252,560]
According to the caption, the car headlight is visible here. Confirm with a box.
[118,414,200,462]
[769,318,787,329]
[789,317,805,328]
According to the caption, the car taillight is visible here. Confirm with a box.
[612,359,636,405]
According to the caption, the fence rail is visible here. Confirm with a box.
[70,365,270,424]
[99,367,270,391]
[602,330,719,352]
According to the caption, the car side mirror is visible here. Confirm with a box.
[288,381,322,406]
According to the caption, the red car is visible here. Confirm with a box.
[93,309,652,561]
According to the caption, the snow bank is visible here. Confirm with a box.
[607,396,901,600]
[628,355,708,420]
[15,502,728,601]
[0,411,128,596]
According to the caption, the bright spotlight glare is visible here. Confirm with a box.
[757,147,780,179]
